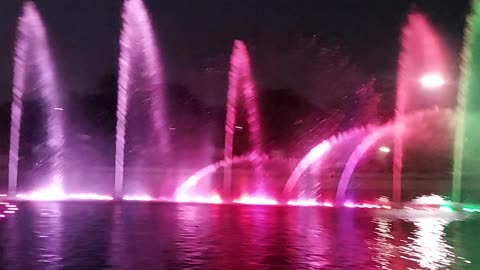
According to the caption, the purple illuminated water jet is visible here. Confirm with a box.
[393,12,449,202]
[8,2,64,198]
[336,108,453,203]
[283,127,372,198]
[175,155,254,201]
[224,40,264,196]
[114,0,168,199]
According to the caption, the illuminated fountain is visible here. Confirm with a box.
[174,40,274,205]
[336,108,453,204]
[8,2,65,199]
[392,12,449,203]
[453,0,480,205]
[284,108,453,207]
[223,40,266,200]
[4,1,477,215]
[114,0,169,199]
[171,11,458,209]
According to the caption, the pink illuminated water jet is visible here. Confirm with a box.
[8,2,64,198]
[224,40,264,196]
[393,12,449,202]
[114,0,168,199]
[283,126,373,197]
[175,155,258,202]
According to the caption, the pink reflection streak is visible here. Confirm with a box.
[0,200,19,218]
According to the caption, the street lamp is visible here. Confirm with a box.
[379,146,391,153]
[419,73,445,89]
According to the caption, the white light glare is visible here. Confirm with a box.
[379,146,391,153]
[419,73,445,89]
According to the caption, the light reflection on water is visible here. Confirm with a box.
[0,202,478,270]
[400,217,455,269]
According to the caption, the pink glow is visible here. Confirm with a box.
[396,12,449,115]
[68,193,113,201]
[323,202,334,207]
[4,211,15,214]
[285,200,334,207]
[342,201,393,209]
[16,184,113,201]
[224,40,264,195]
[122,195,153,201]
[175,193,223,204]
[287,199,321,206]
[344,202,355,208]
[233,194,278,205]
[17,182,65,201]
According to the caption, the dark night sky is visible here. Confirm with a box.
[0,0,470,107]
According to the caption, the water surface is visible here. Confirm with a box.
[0,202,478,270]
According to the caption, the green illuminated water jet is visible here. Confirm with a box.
[453,0,480,203]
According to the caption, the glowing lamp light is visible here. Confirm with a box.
[419,73,445,89]
[379,146,391,153]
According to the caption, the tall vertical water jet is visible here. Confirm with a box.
[8,2,64,197]
[393,12,448,202]
[453,0,480,203]
[224,40,264,196]
[114,0,168,199]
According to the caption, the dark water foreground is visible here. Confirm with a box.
[0,202,478,270]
